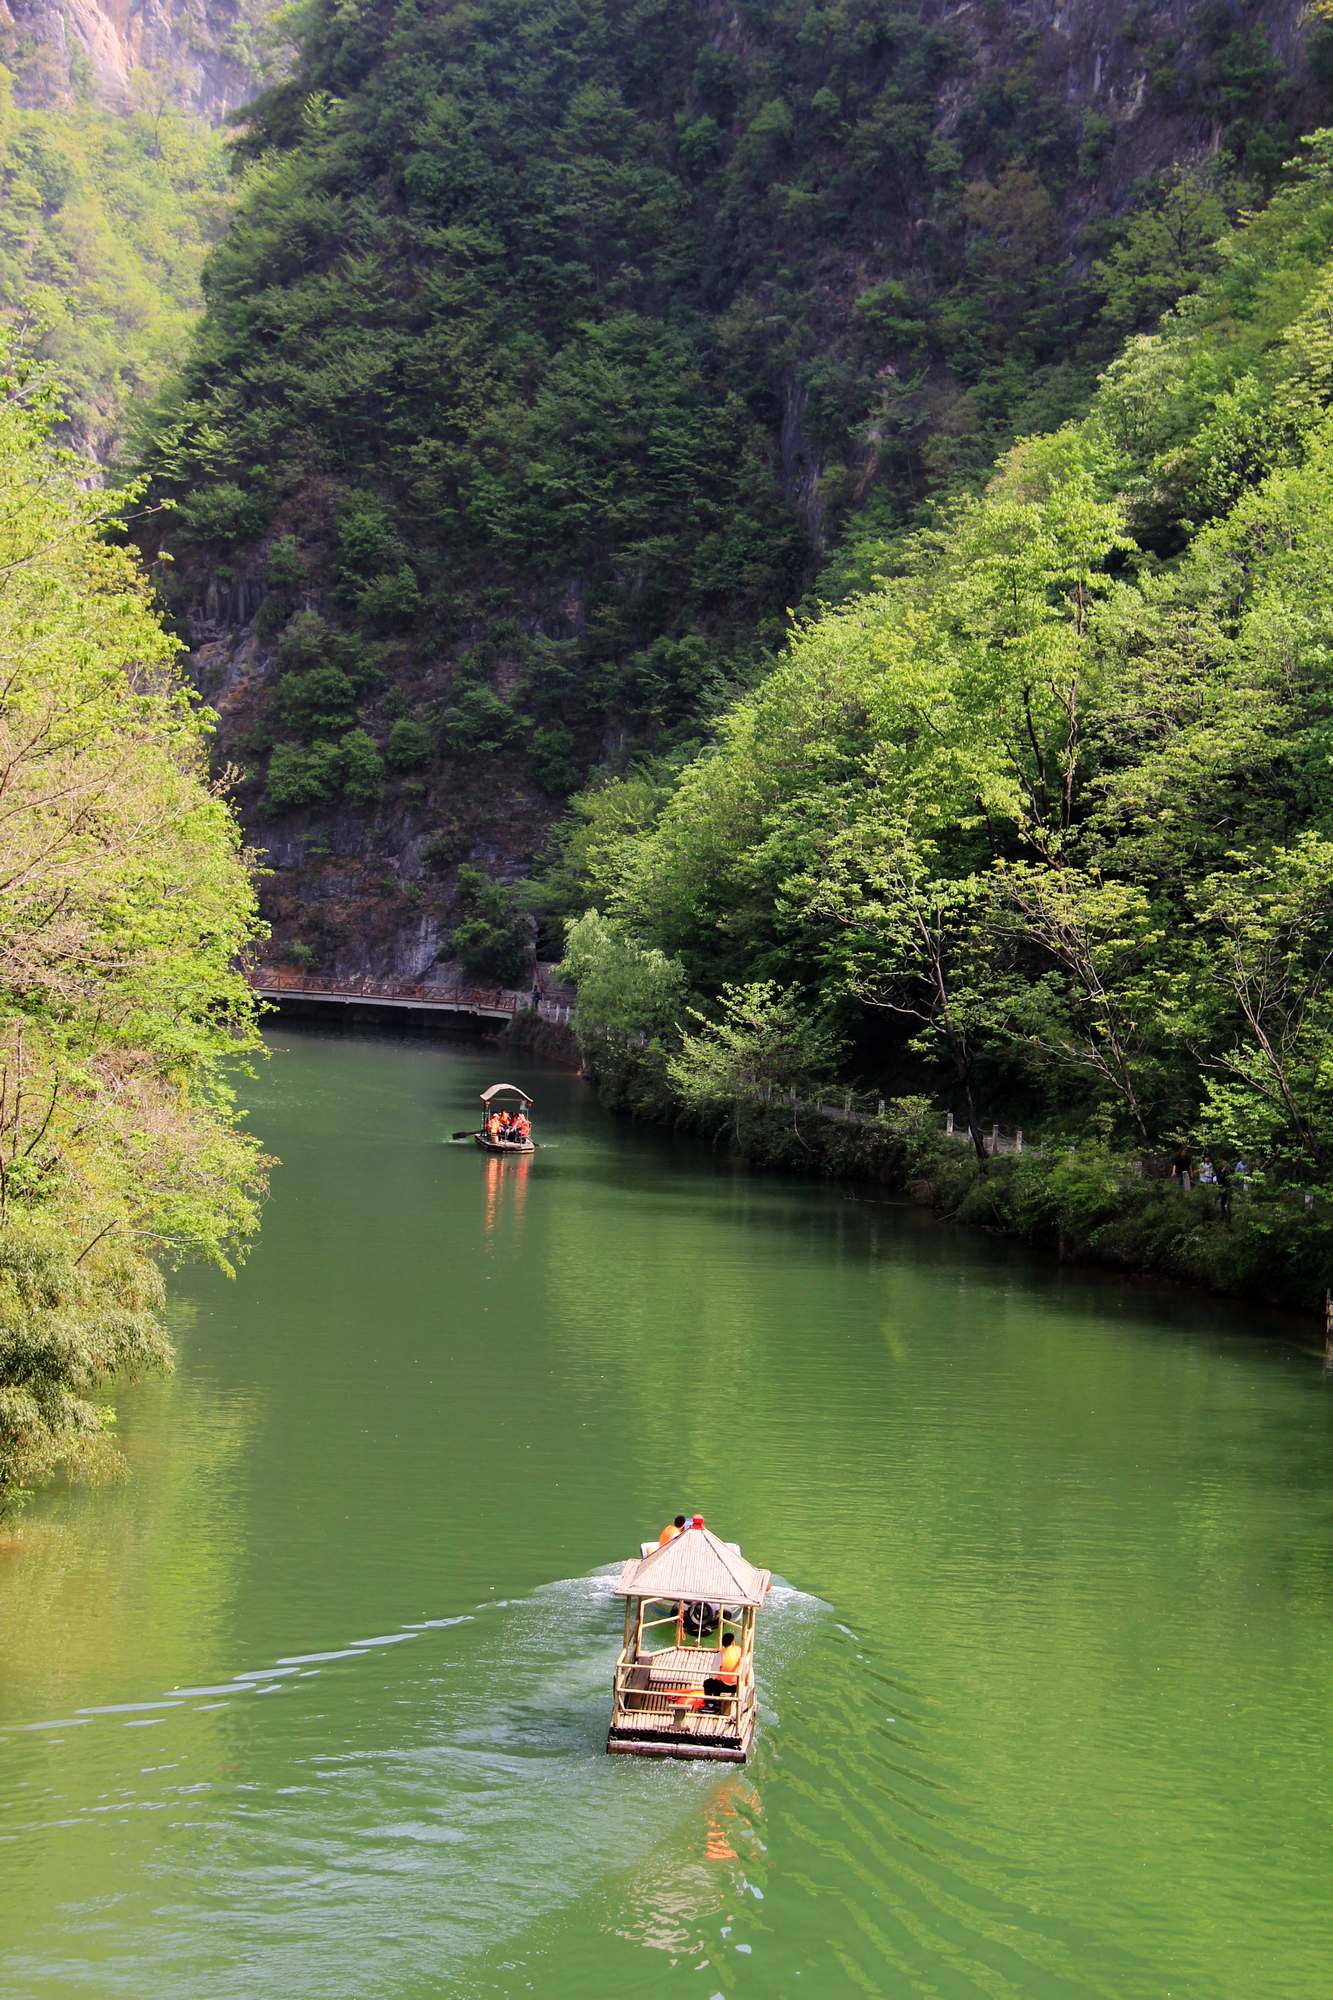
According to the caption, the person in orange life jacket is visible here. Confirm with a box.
[658,1514,686,1546]
[512,1109,531,1144]
[703,1631,742,1712]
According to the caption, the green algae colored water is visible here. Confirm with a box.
[1,1028,1330,1999]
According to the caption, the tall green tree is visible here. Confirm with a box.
[0,361,267,1521]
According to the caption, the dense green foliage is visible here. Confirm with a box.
[0,66,237,457]
[148,0,1327,828]
[558,135,1333,1289]
[450,865,532,983]
[0,363,267,1521]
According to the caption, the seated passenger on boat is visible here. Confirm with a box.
[511,1109,531,1144]
[703,1632,741,1713]
[658,1514,686,1546]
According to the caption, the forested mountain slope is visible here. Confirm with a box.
[564,131,1333,1299]
[146,0,1332,980]
[0,1,277,455]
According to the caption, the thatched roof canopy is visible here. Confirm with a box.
[479,1083,532,1103]
[614,1523,771,1608]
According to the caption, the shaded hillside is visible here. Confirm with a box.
[145,0,1333,981]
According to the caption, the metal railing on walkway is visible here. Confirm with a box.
[250,968,577,1025]
[253,970,516,1017]
[750,1084,1041,1154]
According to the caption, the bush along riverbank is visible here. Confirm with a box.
[570,1017,1333,1319]
[924,1141,1333,1317]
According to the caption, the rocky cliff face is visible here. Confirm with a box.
[0,0,270,119]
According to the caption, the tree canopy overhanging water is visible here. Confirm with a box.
[0,1028,1329,1999]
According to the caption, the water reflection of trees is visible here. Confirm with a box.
[0,1354,255,1727]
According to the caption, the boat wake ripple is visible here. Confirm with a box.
[0,1570,828,2000]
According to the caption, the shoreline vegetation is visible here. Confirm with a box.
[584,1057,1333,1321]
[548,137,1333,1329]
[509,1005,1333,1323]
[10,8,1333,1541]
[0,359,268,1528]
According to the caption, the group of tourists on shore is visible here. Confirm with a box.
[485,1106,531,1144]
[1171,1147,1246,1218]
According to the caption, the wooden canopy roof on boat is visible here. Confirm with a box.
[479,1082,532,1103]
[614,1522,771,1608]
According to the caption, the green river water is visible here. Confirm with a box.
[1,1028,1330,1999]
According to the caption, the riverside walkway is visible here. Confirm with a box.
[251,969,573,1025]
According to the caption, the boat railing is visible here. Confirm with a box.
[635,1603,749,1647]
[611,1656,744,1728]
[638,1606,684,1642]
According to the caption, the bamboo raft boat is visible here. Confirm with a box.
[473,1082,536,1154]
[607,1517,770,1763]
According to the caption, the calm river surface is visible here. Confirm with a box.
[1,1029,1330,1999]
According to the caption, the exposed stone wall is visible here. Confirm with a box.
[0,0,274,120]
